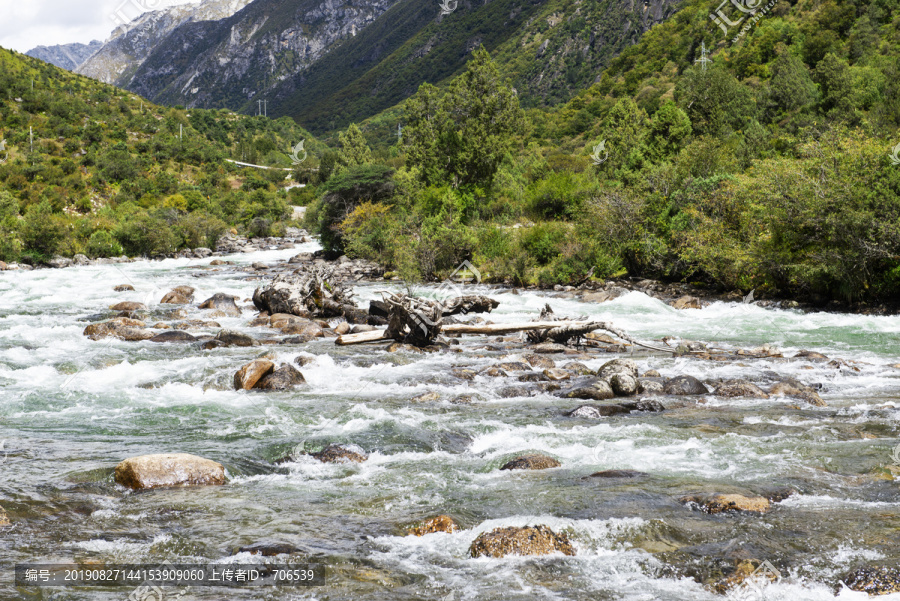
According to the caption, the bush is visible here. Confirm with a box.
[114,213,178,256]
[175,211,226,248]
[85,230,124,258]
[20,201,69,259]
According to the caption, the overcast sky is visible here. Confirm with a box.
[0,0,196,53]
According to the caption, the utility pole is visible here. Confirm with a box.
[258,99,262,116]
[397,123,403,144]
[179,124,183,141]
[29,126,33,154]
[695,40,712,72]
[264,100,267,118]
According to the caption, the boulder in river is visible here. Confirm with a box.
[114,453,226,490]
[500,455,561,471]
[160,286,195,304]
[843,566,900,595]
[114,284,135,292]
[713,380,770,399]
[610,373,638,396]
[663,375,710,395]
[469,526,576,558]
[409,515,459,536]
[680,493,770,514]
[83,320,155,341]
[567,400,664,418]
[215,330,259,347]
[524,354,555,370]
[109,301,146,311]
[310,443,367,464]
[255,364,305,390]
[149,330,197,343]
[233,360,275,390]
[638,378,665,395]
[198,293,242,317]
[769,379,825,406]
[0,505,9,526]
[562,379,615,400]
[670,295,702,310]
[598,358,638,380]
[411,391,442,403]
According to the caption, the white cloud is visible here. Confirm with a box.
[0,0,197,53]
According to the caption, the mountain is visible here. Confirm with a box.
[25,41,103,71]
[76,0,254,87]
[125,0,402,113]
[0,46,321,263]
[97,0,677,134]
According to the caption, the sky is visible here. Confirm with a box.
[0,0,197,53]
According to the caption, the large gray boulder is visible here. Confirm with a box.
[114,453,225,490]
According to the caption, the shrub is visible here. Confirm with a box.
[114,213,178,256]
[85,230,124,258]
[20,201,69,259]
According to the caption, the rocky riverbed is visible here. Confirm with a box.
[2,238,900,600]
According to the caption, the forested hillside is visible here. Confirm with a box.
[310,0,900,306]
[0,48,322,264]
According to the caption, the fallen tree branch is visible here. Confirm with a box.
[335,320,676,352]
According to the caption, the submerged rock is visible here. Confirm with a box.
[567,400,664,418]
[663,375,710,395]
[113,284,135,292]
[843,566,900,595]
[680,493,770,514]
[149,330,197,343]
[524,354,555,370]
[233,360,275,390]
[769,380,825,406]
[83,320,155,341]
[236,542,301,556]
[114,453,226,490]
[199,293,242,317]
[408,515,459,536]
[712,559,780,594]
[0,505,9,526]
[109,301,146,311]
[714,380,770,399]
[310,443,367,464]
[255,364,305,390]
[469,526,576,558]
[500,455,561,471]
[587,469,648,478]
[411,391,442,403]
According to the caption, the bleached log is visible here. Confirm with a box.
[334,320,675,353]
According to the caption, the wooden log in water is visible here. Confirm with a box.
[336,321,621,346]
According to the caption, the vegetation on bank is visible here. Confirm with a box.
[306,0,900,305]
[0,48,323,264]
[3,0,900,308]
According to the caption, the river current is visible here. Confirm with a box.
[1,242,900,600]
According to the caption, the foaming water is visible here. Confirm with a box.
[1,257,900,599]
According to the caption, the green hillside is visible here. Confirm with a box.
[313,0,900,306]
[0,47,325,263]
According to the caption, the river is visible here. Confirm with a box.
[1,241,899,600]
